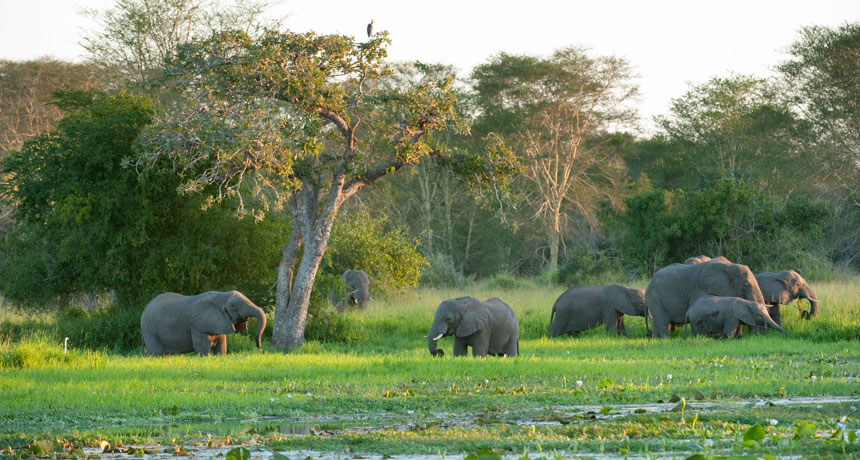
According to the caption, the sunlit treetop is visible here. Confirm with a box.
[136,28,511,220]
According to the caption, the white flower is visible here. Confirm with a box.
[576,380,583,387]
[810,375,817,382]
[485,379,489,384]
[566,350,570,355]
[667,374,673,380]
[407,410,414,414]
[851,406,857,412]
[769,419,778,426]
[745,377,749,380]
[307,392,313,397]
[270,398,275,403]
[704,439,714,447]
[287,393,293,398]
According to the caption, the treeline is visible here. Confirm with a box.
[0,1,857,323]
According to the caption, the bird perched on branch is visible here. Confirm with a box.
[367,19,374,38]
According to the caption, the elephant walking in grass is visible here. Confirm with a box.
[685,295,787,338]
[427,296,519,357]
[548,284,647,337]
[141,290,266,356]
[645,259,766,338]
[755,270,819,325]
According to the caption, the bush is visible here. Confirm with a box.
[611,179,836,276]
[553,244,624,286]
[419,252,473,287]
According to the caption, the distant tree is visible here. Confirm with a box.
[137,29,519,350]
[656,74,813,195]
[778,23,860,268]
[80,0,277,85]
[0,92,288,307]
[0,59,103,237]
[472,47,638,272]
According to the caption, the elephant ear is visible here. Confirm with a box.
[190,293,235,335]
[456,302,490,337]
[733,300,759,326]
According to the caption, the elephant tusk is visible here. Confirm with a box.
[432,333,444,341]
[806,297,820,303]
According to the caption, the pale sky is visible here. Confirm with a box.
[1,0,858,129]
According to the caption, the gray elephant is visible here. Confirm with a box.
[645,259,765,338]
[685,295,787,338]
[141,290,266,356]
[755,270,819,325]
[685,255,731,264]
[332,269,371,311]
[427,296,519,357]
[548,284,647,337]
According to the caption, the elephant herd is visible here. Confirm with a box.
[138,259,818,357]
[428,255,818,357]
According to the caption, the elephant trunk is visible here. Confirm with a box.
[249,304,266,349]
[800,286,819,319]
[764,314,787,335]
[427,323,445,357]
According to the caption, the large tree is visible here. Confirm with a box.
[138,29,518,350]
[656,74,813,195]
[471,47,638,272]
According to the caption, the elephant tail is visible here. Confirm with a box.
[549,305,556,332]
[644,305,651,337]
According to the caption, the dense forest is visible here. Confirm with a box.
[0,1,857,349]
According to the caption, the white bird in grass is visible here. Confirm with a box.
[63,337,69,354]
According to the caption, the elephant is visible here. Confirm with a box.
[645,259,765,338]
[427,296,519,357]
[685,295,787,338]
[685,255,731,264]
[332,269,371,312]
[140,290,266,356]
[755,270,819,325]
[548,284,647,337]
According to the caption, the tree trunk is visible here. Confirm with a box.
[272,177,346,351]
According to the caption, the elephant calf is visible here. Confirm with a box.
[141,290,267,356]
[685,295,786,338]
[548,284,647,337]
[427,296,519,357]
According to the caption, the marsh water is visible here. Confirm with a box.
[68,396,860,460]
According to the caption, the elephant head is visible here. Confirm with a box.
[731,298,786,334]
[755,270,819,319]
[191,291,267,349]
[428,297,469,356]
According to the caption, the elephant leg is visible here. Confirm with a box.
[767,302,782,326]
[453,337,468,357]
[503,337,518,357]
[724,320,741,338]
[191,332,213,356]
[603,310,623,335]
[471,331,490,357]
[213,335,227,355]
[651,313,670,338]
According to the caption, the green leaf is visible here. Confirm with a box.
[598,378,615,389]
[226,447,252,460]
[464,449,502,460]
[743,423,766,442]
[598,406,613,415]
[272,452,290,460]
[683,455,706,460]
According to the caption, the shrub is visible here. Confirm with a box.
[419,252,473,287]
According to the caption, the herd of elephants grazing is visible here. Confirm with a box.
[139,256,819,357]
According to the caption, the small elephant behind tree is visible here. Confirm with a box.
[685,295,787,338]
[332,269,371,312]
[427,296,519,357]
[548,284,647,337]
[141,290,266,356]
[755,270,819,325]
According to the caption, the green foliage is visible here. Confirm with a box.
[553,243,624,286]
[419,252,473,288]
[324,214,425,294]
[611,179,833,274]
[0,335,104,369]
[0,91,289,308]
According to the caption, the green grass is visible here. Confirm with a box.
[1,279,859,458]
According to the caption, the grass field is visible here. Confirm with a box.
[1,278,859,458]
